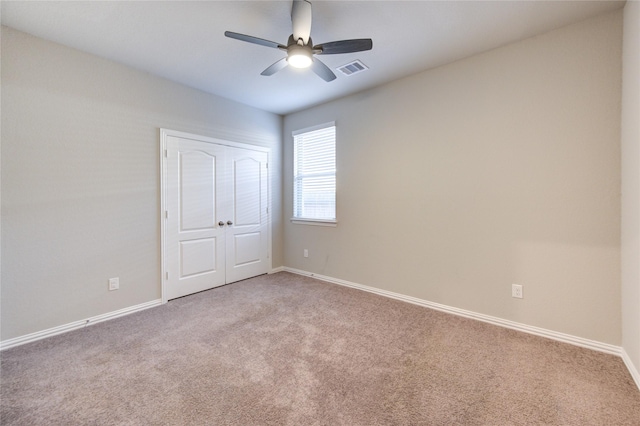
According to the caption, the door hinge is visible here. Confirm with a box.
[164,149,168,157]
[266,207,269,214]
[266,163,268,169]
[165,210,169,219]
[166,271,169,280]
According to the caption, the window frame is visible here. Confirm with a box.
[291,122,337,227]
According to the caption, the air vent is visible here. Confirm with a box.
[336,60,369,76]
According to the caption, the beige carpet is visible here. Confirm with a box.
[2,272,639,425]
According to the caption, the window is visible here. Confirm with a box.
[292,123,336,225]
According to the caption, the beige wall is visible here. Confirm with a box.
[622,1,640,373]
[284,11,623,344]
[1,26,283,341]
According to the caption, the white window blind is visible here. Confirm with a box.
[293,124,336,223]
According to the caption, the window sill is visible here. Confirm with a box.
[290,218,337,227]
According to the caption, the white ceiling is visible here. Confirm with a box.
[1,0,625,115]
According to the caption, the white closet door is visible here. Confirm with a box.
[165,136,228,300]
[225,148,269,284]
[163,132,269,301]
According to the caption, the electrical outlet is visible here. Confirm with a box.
[109,277,119,291]
[512,284,523,299]
[304,249,309,258]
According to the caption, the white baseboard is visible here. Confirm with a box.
[622,348,640,390]
[0,299,163,351]
[270,266,286,274]
[282,267,623,357]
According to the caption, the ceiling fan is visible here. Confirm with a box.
[224,0,373,82]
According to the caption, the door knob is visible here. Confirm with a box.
[218,221,225,227]
[227,220,233,226]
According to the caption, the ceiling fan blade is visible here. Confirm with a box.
[310,58,336,82]
[314,39,373,55]
[291,0,312,45]
[261,58,288,76]
[224,31,286,50]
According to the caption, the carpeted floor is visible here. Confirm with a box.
[1,272,639,425]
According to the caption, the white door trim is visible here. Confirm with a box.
[159,128,271,304]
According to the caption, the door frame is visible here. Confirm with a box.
[159,128,271,304]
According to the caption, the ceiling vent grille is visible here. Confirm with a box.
[336,60,369,76]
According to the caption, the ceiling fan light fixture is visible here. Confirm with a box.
[225,0,372,82]
[287,45,312,68]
